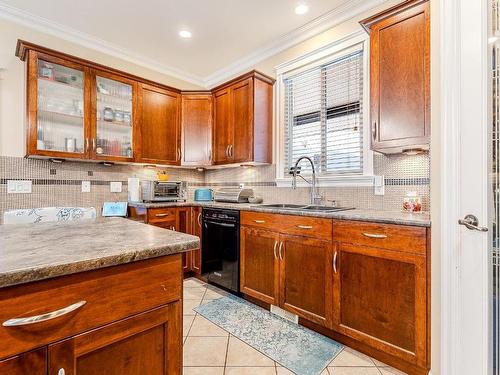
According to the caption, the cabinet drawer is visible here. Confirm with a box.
[0,255,182,360]
[241,211,332,240]
[148,208,177,223]
[332,220,427,255]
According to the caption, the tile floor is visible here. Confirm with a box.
[183,278,407,375]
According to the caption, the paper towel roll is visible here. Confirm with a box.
[128,178,140,202]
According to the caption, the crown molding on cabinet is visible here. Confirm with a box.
[0,0,387,89]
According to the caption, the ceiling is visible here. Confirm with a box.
[0,0,380,87]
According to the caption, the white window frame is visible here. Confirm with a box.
[274,30,375,188]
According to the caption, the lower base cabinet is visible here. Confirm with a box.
[49,303,181,375]
[240,212,430,375]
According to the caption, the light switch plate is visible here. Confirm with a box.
[7,180,32,194]
[110,181,122,193]
[82,181,91,193]
[374,175,385,196]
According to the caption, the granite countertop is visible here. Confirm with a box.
[129,201,431,227]
[0,217,200,289]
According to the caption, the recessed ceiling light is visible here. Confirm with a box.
[295,4,309,15]
[179,30,192,39]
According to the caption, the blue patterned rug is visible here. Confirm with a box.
[194,295,343,375]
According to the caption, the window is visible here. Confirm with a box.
[283,45,364,176]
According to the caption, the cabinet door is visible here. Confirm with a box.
[91,71,136,162]
[0,348,46,375]
[333,243,427,367]
[212,88,232,164]
[190,207,203,275]
[240,227,280,306]
[181,94,212,165]
[230,78,253,163]
[27,51,90,159]
[370,1,430,152]
[48,303,182,375]
[279,234,333,328]
[138,84,181,165]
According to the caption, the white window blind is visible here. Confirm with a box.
[283,45,364,175]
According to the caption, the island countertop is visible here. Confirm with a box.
[0,217,200,289]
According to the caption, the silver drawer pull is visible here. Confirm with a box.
[362,233,387,239]
[254,220,266,224]
[3,300,87,327]
[155,213,169,217]
[297,225,313,229]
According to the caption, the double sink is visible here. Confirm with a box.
[255,203,354,213]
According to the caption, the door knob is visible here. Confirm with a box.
[458,214,488,232]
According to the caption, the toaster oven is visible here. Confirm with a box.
[141,181,186,202]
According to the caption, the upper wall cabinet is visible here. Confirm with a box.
[361,0,430,154]
[212,71,274,165]
[181,93,213,166]
[137,84,181,165]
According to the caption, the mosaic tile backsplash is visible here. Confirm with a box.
[0,153,429,223]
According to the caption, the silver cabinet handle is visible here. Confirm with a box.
[197,212,202,227]
[458,214,488,232]
[208,149,212,162]
[177,149,182,161]
[85,138,89,152]
[229,144,233,157]
[92,139,96,151]
[225,145,230,158]
[333,251,338,274]
[297,225,313,230]
[362,233,387,239]
[278,241,284,260]
[372,121,377,141]
[155,213,169,217]
[254,220,266,224]
[171,226,176,231]
[3,300,86,327]
[273,240,278,260]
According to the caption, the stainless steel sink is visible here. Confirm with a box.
[256,203,308,209]
[254,203,354,212]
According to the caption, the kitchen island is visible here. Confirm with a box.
[0,217,199,374]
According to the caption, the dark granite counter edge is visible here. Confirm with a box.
[0,239,199,289]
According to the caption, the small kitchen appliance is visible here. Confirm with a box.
[213,187,254,203]
[141,181,186,202]
[194,188,213,201]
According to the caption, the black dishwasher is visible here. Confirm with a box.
[202,208,240,294]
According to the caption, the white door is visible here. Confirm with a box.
[441,0,492,374]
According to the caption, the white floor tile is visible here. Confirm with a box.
[189,315,229,337]
[329,348,376,367]
[183,336,229,367]
[226,336,275,367]
[183,367,224,375]
[225,367,277,375]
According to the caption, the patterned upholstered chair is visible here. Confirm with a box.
[3,207,97,224]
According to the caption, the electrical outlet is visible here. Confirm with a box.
[374,175,385,196]
[110,181,122,193]
[7,180,32,194]
[82,181,91,193]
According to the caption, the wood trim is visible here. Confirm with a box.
[16,39,181,93]
[210,70,275,92]
[359,0,429,32]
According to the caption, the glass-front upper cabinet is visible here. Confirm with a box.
[93,73,135,161]
[28,53,89,158]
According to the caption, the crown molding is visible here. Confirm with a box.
[0,0,387,89]
[0,2,206,87]
[203,0,387,88]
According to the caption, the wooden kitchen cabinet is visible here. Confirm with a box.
[137,83,181,165]
[181,93,213,166]
[240,227,280,306]
[240,212,334,328]
[361,0,430,154]
[0,348,46,375]
[49,303,181,375]
[212,71,274,165]
[331,219,429,372]
[280,234,334,328]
